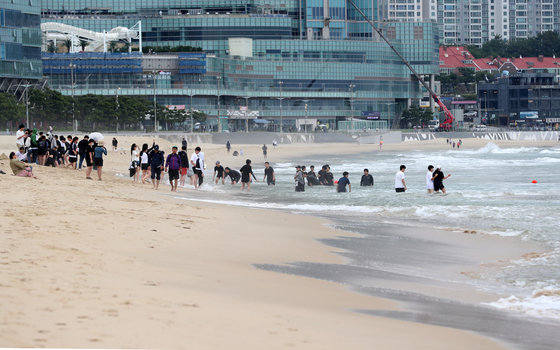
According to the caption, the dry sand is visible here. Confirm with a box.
[1,133,555,349]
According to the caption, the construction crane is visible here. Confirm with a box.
[347,0,454,130]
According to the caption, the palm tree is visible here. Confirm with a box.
[79,39,90,52]
[47,41,57,53]
[63,38,72,53]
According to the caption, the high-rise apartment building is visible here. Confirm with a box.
[0,0,42,90]
[437,0,559,47]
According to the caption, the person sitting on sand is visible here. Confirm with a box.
[9,152,36,178]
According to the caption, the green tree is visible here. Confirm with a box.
[79,39,90,52]
[0,93,25,125]
[63,38,72,53]
[400,105,433,129]
[47,41,57,53]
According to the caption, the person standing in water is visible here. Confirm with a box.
[294,165,305,192]
[395,165,407,193]
[360,169,374,187]
[213,161,225,184]
[190,146,204,189]
[432,165,451,194]
[263,162,275,186]
[239,159,257,192]
[426,165,435,194]
[337,172,351,192]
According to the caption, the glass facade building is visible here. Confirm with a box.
[41,0,439,130]
[0,0,42,88]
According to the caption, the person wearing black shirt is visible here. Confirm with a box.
[178,145,189,187]
[224,167,240,184]
[213,161,225,184]
[322,166,334,186]
[360,168,374,187]
[432,165,451,194]
[307,165,320,186]
[85,139,95,179]
[263,162,275,186]
[239,159,257,192]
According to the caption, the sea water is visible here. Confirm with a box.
[180,142,560,320]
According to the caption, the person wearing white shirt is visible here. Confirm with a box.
[15,147,27,162]
[15,124,25,149]
[395,165,407,193]
[190,146,204,189]
[426,165,434,194]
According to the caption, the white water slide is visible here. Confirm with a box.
[41,21,142,53]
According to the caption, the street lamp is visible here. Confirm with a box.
[189,90,194,133]
[116,87,120,133]
[349,83,356,132]
[217,76,222,133]
[69,63,76,132]
[301,99,309,133]
[22,84,31,129]
[152,71,158,133]
[278,80,284,133]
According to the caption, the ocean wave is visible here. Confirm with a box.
[484,287,560,320]
[461,143,539,155]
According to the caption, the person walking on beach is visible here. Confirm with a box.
[165,146,181,192]
[112,137,118,152]
[295,165,305,192]
[379,137,384,151]
[263,162,275,186]
[337,172,351,193]
[395,165,407,193]
[226,141,231,153]
[150,145,165,190]
[140,143,150,184]
[190,146,204,189]
[432,165,451,194]
[182,137,187,150]
[178,145,189,187]
[213,161,225,184]
[426,165,435,194]
[224,167,241,184]
[360,169,374,187]
[240,159,257,192]
[93,141,107,181]
[262,144,268,159]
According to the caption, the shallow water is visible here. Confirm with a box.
[178,142,560,321]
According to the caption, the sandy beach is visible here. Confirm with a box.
[0,133,557,349]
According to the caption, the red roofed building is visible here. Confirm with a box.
[439,46,560,76]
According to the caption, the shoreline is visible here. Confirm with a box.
[1,135,558,348]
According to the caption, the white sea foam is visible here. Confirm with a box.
[484,287,560,319]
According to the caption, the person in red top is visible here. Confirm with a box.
[165,146,181,192]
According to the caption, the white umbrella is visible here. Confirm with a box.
[89,132,104,141]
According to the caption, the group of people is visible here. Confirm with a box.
[11,124,108,180]
[446,139,463,149]
[293,166,375,193]
[129,138,205,191]
[394,164,451,194]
